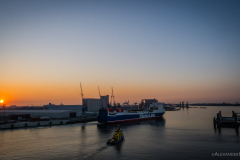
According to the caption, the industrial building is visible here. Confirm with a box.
[44,103,83,110]
[0,110,81,119]
[0,103,83,119]
[0,93,109,118]
[82,95,109,112]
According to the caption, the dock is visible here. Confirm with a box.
[213,111,240,129]
[0,116,97,130]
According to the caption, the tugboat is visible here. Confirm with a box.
[107,126,124,144]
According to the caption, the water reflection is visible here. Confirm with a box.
[97,118,165,132]
[150,118,165,127]
[96,118,166,152]
[213,126,239,135]
[115,141,123,151]
[218,127,221,134]
[2,106,240,160]
[81,124,86,131]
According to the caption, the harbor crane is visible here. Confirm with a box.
[98,86,104,108]
[98,86,101,98]
[80,82,86,115]
[80,82,84,99]
[111,87,116,107]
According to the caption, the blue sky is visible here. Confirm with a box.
[0,0,240,105]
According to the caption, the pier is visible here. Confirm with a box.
[213,111,240,129]
[0,116,97,130]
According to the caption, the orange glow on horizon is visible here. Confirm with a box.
[1,81,240,106]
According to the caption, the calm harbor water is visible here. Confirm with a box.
[1,106,240,160]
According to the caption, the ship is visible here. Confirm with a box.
[97,102,165,123]
[107,126,124,144]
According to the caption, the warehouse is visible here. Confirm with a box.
[0,110,81,119]
[82,95,109,113]
[82,98,101,112]
[43,103,83,110]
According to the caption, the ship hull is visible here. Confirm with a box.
[97,111,165,124]
[107,136,124,144]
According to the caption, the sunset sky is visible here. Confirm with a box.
[0,0,240,106]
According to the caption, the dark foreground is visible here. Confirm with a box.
[0,106,240,160]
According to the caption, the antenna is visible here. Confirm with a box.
[98,86,101,98]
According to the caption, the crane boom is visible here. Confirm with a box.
[112,87,116,106]
[80,82,86,115]
[98,86,101,98]
[80,82,84,98]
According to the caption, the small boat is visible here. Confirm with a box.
[200,107,207,108]
[7,120,16,123]
[107,126,124,144]
[30,116,50,122]
[40,116,50,121]
[164,105,180,111]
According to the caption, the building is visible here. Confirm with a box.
[82,98,100,112]
[44,103,83,110]
[82,95,109,112]
[100,95,109,108]
[0,103,83,119]
[0,110,80,119]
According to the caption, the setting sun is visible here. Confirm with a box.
[0,100,3,103]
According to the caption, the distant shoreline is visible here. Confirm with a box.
[190,103,240,106]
